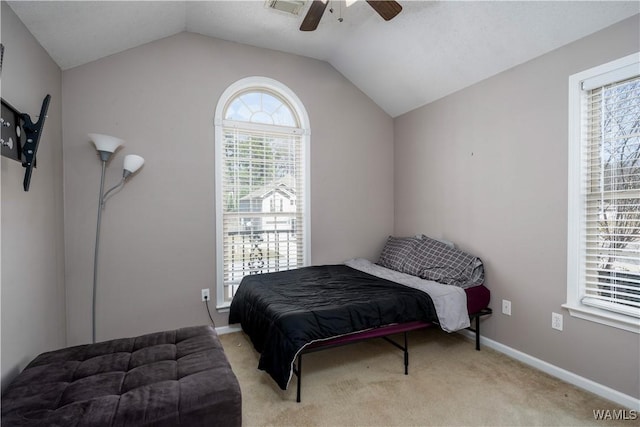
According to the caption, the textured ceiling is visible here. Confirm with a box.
[7,1,640,117]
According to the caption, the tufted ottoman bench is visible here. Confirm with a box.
[1,325,242,426]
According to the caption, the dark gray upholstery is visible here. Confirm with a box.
[1,325,242,426]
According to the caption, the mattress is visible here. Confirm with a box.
[304,284,490,350]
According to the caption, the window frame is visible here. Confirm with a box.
[214,77,311,310]
[565,52,640,333]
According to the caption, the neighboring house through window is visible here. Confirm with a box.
[566,52,640,333]
[215,77,310,308]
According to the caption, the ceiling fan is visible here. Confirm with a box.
[300,0,402,31]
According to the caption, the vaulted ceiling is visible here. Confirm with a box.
[7,1,639,117]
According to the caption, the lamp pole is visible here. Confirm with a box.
[92,158,108,344]
[91,157,130,343]
[90,134,144,343]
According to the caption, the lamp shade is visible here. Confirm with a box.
[89,133,124,153]
[123,154,145,175]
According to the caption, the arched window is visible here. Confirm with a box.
[215,77,310,307]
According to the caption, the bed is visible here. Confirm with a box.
[229,235,492,402]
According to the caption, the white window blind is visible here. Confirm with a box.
[220,125,306,302]
[581,74,640,318]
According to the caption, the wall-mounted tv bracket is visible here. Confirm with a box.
[1,94,51,191]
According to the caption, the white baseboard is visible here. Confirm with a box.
[458,330,640,411]
[215,324,242,335]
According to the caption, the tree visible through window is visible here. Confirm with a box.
[215,80,309,307]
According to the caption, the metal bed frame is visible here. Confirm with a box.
[293,307,492,402]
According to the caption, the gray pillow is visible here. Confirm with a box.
[403,236,484,288]
[377,236,420,272]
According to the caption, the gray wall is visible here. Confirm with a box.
[394,16,640,399]
[1,3,66,389]
[62,32,394,345]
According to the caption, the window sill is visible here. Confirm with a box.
[216,303,231,312]
[562,302,640,334]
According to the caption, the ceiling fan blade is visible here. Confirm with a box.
[366,0,402,21]
[300,0,329,31]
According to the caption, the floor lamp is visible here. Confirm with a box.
[90,133,145,343]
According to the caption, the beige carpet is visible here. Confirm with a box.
[219,329,632,426]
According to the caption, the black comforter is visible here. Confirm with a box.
[228,264,438,390]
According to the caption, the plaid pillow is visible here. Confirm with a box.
[403,236,484,288]
[377,236,420,272]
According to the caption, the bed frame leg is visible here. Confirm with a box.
[404,332,408,375]
[475,314,481,351]
[296,354,302,403]
[467,308,492,351]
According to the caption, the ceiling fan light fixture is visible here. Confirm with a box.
[266,0,307,15]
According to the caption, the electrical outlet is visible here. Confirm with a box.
[552,312,563,331]
[201,288,210,302]
[502,299,511,316]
